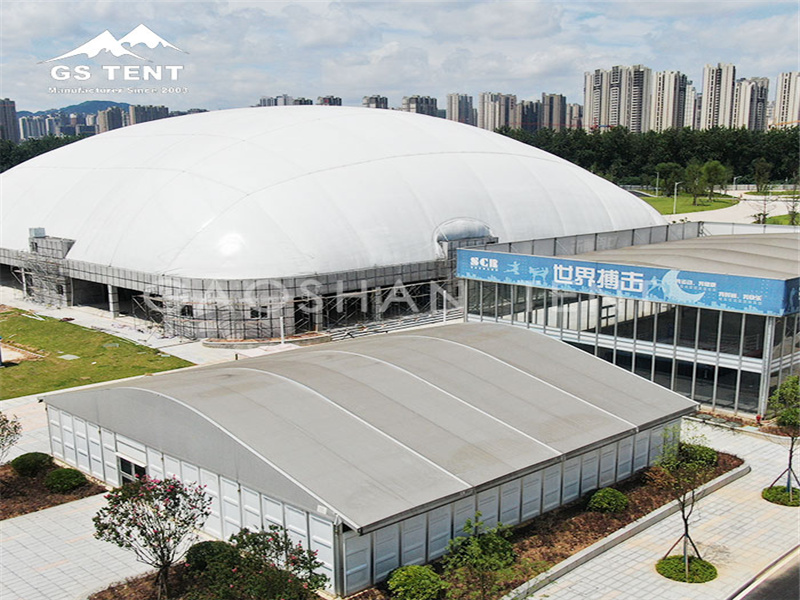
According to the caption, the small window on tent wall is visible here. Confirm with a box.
[118,457,146,485]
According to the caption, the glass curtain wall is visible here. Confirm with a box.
[465,280,799,414]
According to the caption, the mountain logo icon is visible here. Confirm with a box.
[42,25,185,63]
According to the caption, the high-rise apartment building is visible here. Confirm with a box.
[478,93,517,131]
[258,95,294,107]
[129,105,169,125]
[584,69,609,130]
[317,96,342,106]
[650,71,688,132]
[540,93,567,131]
[0,99,21,143]
[362,95,389,109]
[566,103,583,130]
[627,65,652,133]
[583,65,651,132]
[18,115,49,141]
[683,86,700,130]
[446,94,475,125]
[97,107,124,133]
[700,63,736,129]
[732,77,769,130]
[514,100,541,132]
[774,72,800,128]
[401,96,438,116]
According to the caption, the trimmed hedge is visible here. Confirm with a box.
[762,486,800,507]
[44,468,88,493]
[679,443,718,468]
[388,565,446,600]
[185,540,240,573]
[10,452,52,477]
[656,555,717,583]
[587,487,628,513]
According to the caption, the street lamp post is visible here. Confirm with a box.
[655,172,660,197]
[673,182,683,215]
[733,176,741,191]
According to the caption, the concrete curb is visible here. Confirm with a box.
[726,545,800,600]
[501,462,752,600]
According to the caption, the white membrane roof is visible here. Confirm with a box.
[2,106,665,279]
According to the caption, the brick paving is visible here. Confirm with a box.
[527,422,800,600]
[0,494,151,600]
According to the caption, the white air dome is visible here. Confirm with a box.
[1,106,664,279]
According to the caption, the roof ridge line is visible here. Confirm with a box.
[123,385,355,528]
[226,366,473,489]
[319,349,562,457]
[399,334,639,430]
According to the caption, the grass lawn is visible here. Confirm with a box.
[0,307,192,400]
[641,193,737,215]
[765,214,800,225]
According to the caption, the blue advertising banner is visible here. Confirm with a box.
[457,249,799,317]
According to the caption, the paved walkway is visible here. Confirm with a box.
[529,422,800,600]
[668,192,797,224]
[0,495,152,600]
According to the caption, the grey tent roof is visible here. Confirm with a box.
[47,322,696,531]
[575,232,800,280]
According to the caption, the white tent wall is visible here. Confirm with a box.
[341,418,679,596]
[44,405,337,592]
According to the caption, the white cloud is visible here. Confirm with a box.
[1,0,797,112]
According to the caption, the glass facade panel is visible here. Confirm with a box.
[742,314,765,359]
[738,371,761,412]
[697,309,721,351]
[720,312,743,355]
[677,307,699,348]
[462,276,790,414]
[715,367,738,411]
[674,360,694,397]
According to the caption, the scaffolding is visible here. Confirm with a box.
[20,252,71,307]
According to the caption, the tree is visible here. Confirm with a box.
[93,475,211,600]
[654,162,683,199]
[0,411,22,464]
[188,527,327,600]
[442,514,515,600]
[229,526,328,592]
[683,161,706,206]
[702,160,728,201]
[767,376,800,501]
[647,435,717,583]
[752,157,773,195]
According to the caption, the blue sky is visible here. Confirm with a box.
[1,0,797,113]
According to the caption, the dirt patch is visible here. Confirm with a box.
[1,342,43,364]
[89,566,192,600]
[0,463,106,520]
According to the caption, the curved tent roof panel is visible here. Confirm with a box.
[47,322,696,532]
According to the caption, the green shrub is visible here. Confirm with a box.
[388,565,446,600]
[185,540,240,573]
[10,452,52,477]
[587,487,628,513]
[776,407,800,428]
[656,555,717,583]
[762,486,800,507]
[44,468,87,493]
[679,443,718,468]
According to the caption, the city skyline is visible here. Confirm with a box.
[1,1,796,113]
